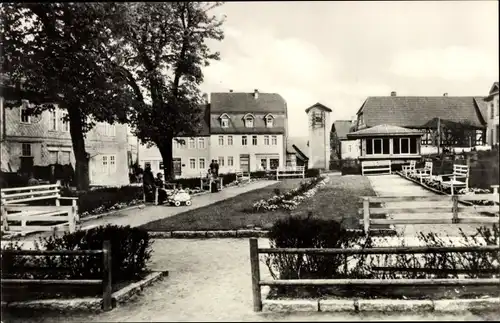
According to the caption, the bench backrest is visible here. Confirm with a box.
[0,184,61,205]
[277,166,305,172]
[408,160,416,168]
[236,170,250,178]
[423,161,433,171]
[361,160,391,175]
[453,164,469,177]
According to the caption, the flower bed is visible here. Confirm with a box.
[252,176,328,212]
[403,172,496,206]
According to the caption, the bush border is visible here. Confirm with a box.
[0,270,168,312]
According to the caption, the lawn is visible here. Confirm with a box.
[140,175,379,232]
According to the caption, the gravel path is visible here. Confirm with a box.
[367,175,494,237]
[2,239,498,322]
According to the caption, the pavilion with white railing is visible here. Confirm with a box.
[346,124,423,176]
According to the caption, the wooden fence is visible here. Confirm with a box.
[360,194,499,234]
[0,240,113,311]
[249,238,500,312]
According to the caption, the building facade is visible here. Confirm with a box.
[484,82,499,146]
[0,97,129,186]
[136,90,289,178]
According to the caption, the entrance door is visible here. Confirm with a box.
[173,158,182,177]
[239,154,250,172]
[260,158,267,170]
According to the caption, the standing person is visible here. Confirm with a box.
[142,165,155,202]
[209,159,216,177]
[155,172,167,204]
[214,159,219,177]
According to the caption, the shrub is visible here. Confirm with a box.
[1,225,152,282]
[265,216,372,280]
[305,168,320,178]
[340,159,361,175]
[62,186,144,215]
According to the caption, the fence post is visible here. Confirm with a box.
[1,198,9,232]
[363,198,370,235]
[102,240,113,311]
[452,195,459,224]
[249,238,262,312]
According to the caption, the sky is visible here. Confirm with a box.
[200,1,499,137]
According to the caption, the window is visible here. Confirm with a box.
[221,117,229,128]
[393,137,418,155]
[245,116,254,128]
[103,156,108,172]
[189,158,196,169]
[22,143,32,157]
[421,130,432,145]
[252,135,257,145]
[366,138,389,155]
[20,102,31,123]
[264,135,270,145]
[61,112,70,132]
[199,158,205,169]
[228,156,234,166]
[313,111,323,126]
[260,158,267,170]
[198,138,205,149]
[218,156,224,166]
[49,110,57,131]
[227,135,233,145]
[189,138,195,149]
[109,155,116,173]
[175,139,182,149]
[270,158,279,170]
[144,161,151,169]
[242,135,247,145]
[218,135,224,146]
[271,135,277,145]
[266,116,274,128]
[49,151,58,164]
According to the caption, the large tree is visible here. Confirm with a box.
[1,3,137,190]
[110,2,225,180]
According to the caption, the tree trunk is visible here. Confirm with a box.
[157,138,174,182]
[67,105,90,191]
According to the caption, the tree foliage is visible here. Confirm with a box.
[1,3,139,190]
[110,2,225,179]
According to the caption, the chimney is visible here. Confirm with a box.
[253,89,259,99]
[229,89,233,93]
[443,93,448,97]
[390,91,397,97]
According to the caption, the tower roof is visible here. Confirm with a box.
[305,102,332,113]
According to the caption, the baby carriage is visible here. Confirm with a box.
[167,188,192,207]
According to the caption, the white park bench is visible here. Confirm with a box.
[401,160,416,177]
[416,161,433,183]
[236,170,251,182]
[361,160,391,176]
[438,164,470,195]
[200,174,223,193]
[276,166,305,180]
[1,184,79,234]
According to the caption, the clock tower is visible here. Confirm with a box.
[306,102,332,170]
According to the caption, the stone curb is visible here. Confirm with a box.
[1,270,169,312]
[149,229,397,239]
[262,297,500,313]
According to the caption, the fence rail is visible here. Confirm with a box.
[0,240,113,311]
[360,194,499,234]
[249,238,500,312]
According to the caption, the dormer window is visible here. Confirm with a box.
[219,113,230,128]
[264,114,275,128]
[243,113,255,128]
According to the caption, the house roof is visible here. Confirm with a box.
[210,92,286,113]
[305,102,332,114]
[357,96,487,129]
[286,136,309,158]
[347,124,423,139]
[331,120,353,140]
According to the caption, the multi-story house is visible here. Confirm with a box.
[136,89,288,178]
[484,82,499,146]
[0,96,129,186]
